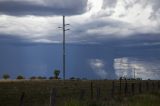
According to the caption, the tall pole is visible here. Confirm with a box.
[63,16,66,80]
[58,16,70,80]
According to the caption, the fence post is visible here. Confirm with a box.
[50,88,57,106]
[155,81,157,91]
[131,83,135,95]
[79,89,85,100]
[139,82,142,94]
[152,82,155,91]
[96,87,100,100]
[156,81,159,91]
[111,81,115,97]
[124,79,128,96]
[158,81,160,89]
[90,81,93,100]
[146,81,149,91]
[119,78,122,96]
[19,92,25,106]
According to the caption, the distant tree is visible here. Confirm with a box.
[49,76,54,80]
[119,77,123,80]
[104,79,108,81]
[37,76,47,80]
[42,77,47,80]
[130,78,136,80]
[54,69,60,79]
[30,76,37,80]
[76,78,81,81]
[3,74,10,80]
[136,78,142,80]
[82,77,88,80]
[16,75,25,80]
[37,76,43,79]
[70,77,76,80]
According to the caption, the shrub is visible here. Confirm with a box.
[70,77,76,80]
[3,74,10,80]
[49,76,54,80]
[54,69,60,79]
[37,76,47,80]
[30,76,37,80]
[16,75,25,80]
[136,78,142,80]
[37,76,43,79]
[42,77,47,79]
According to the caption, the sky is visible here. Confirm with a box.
[0,0,160,79]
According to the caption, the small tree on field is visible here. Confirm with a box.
[3,74,10,80]
[17,75,25,80]
[54,69,60,79]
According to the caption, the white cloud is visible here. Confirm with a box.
[114,57,160,79]
[0,15,62,43]
[89,59,108,79]
[67,0,160,42]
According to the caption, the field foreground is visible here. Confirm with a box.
[0,80,160,106]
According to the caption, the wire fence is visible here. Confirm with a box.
[0,80,160,106]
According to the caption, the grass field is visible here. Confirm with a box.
[0,80,159,106]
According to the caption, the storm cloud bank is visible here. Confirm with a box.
[0,0,159,45]
[0,0,88,16]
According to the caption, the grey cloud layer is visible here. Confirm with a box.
[0,0,88,16]
[150,0,160,20]
[0,0,160,45]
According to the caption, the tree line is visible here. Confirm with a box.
[1,69,60,80]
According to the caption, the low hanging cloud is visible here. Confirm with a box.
[0,0,88,16]
[114,57,160,79]
[89,59,108,79]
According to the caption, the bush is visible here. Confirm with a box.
[54,69,60,79]
[37,76,47,80]
[42,77,47,79]
[82,77,88,80]
[70,77,76,80]
[3,74,10,79]
[136,78,142,80]
[30,76,47,80]
[16,75,25,80]
[37,76,43,79]
[49,76,54,80]
[30,76,37,80]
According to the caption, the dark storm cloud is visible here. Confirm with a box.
[68,18,131,43]
[151,0,160,11]
[150,0,160,19]
[0,33,57,46]
[0,34,32,45]
[0,0,88,16]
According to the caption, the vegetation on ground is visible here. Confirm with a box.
[54,69,60,79]
[0,80,159,106]
[16,75,25,79]
[2,74,10,79]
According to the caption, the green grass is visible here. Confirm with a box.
[0,80,159,106]
[127,92,160,106]
[64,92,160,106]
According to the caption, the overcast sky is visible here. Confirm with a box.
[0,0,159,45]
[0,0,160,79]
